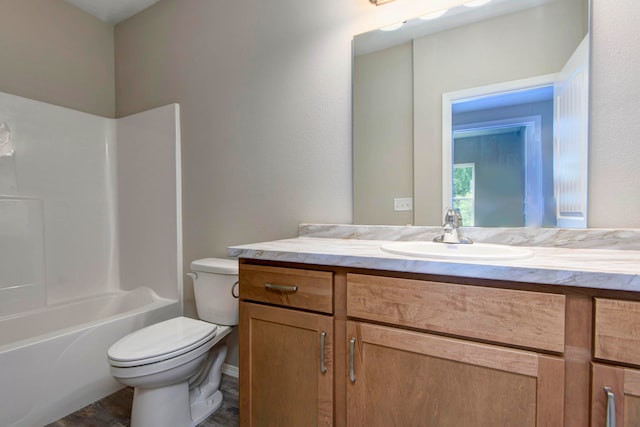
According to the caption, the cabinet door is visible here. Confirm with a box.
[591,363,640,427]
[239,301,333,427]
[346,321,564,427]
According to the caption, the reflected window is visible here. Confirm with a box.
[453,163,475,226]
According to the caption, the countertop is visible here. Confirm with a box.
[228,236,640,292]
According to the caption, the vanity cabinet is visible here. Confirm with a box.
[238,264,335,427]
[237,260,640,427]
[345,273,565,427]
[590,298,640,426]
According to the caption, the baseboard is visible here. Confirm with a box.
[222,363,239,378]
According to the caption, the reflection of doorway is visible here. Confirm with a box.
[453,115,544,227]
[442,36,589,228]
[442,75,557,227]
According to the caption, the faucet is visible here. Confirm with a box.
[433,208,473,244]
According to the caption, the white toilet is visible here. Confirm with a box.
[107,258,239,427]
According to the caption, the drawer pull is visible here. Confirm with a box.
[320,331,327,374]
[604,387,616,427]
[264,283,298,293]
[349,338,356,383]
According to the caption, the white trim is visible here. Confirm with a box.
[222,363,239,378]
[442,73,557,220]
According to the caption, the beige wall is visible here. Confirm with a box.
[114,0,396,315]
[589,0,640,227]
[0,0,115,117]
[354,42,413,225]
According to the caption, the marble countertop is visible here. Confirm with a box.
[228,236,640,292]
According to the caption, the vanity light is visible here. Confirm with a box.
[379,21,407,31]
[419,9,448,20]
[464,0,491,6]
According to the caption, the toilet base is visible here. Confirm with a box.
[126,343,228,427]
[129,381,225,427]
[191,390,224,426]
[131,381,192,427]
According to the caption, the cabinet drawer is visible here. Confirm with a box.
[594,298,640,366]
[347,273,565,353]
[240,264,333,314]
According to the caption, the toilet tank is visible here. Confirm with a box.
[190,258,239,326]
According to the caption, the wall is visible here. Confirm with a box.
[114,0,374,316]
[113,0,468,308]
[589,0,640,227]
[354,42,413,225]
[0,0,115,117]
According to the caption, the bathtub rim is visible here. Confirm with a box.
[0,287,179,353]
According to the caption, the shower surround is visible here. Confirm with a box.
[0,92,183,427]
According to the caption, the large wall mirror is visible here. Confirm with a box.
[353,0,590,228]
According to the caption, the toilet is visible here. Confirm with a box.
[107,258,239,427]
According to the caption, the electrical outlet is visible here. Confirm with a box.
[394,197,413,211]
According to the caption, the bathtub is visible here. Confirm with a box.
[0,287,180,427]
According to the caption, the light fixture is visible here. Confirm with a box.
[369,0,396,5]
[419,9,449,20]
[464,0,491,7]
[379,21,406,31]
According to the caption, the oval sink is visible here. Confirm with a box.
[380,241,534,261]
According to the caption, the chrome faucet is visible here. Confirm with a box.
[433,208,473,244]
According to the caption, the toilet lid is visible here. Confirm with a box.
[108,317,218,367]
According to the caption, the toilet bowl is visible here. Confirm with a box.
[107,258,238,427]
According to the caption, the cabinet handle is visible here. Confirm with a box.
[604,387,616,427]
[349,338,356,383]
[264,283,298,292]
[320,331,327,374]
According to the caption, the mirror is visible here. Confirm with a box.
[353,0,590,228]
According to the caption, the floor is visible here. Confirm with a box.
[46,375,239,427]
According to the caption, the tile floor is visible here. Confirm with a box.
[46,375,239,427]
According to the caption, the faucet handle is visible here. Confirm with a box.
[444,208,462,227]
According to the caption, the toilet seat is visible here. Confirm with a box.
[108,317,219,368]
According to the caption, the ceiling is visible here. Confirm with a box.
[63,0,161,25]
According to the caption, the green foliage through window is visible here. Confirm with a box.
[453,164,475,226]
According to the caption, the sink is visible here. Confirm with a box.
[380,241,534,261]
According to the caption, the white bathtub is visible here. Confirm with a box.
[0,287,180,427]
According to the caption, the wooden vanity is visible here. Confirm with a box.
[233,237,640,427]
